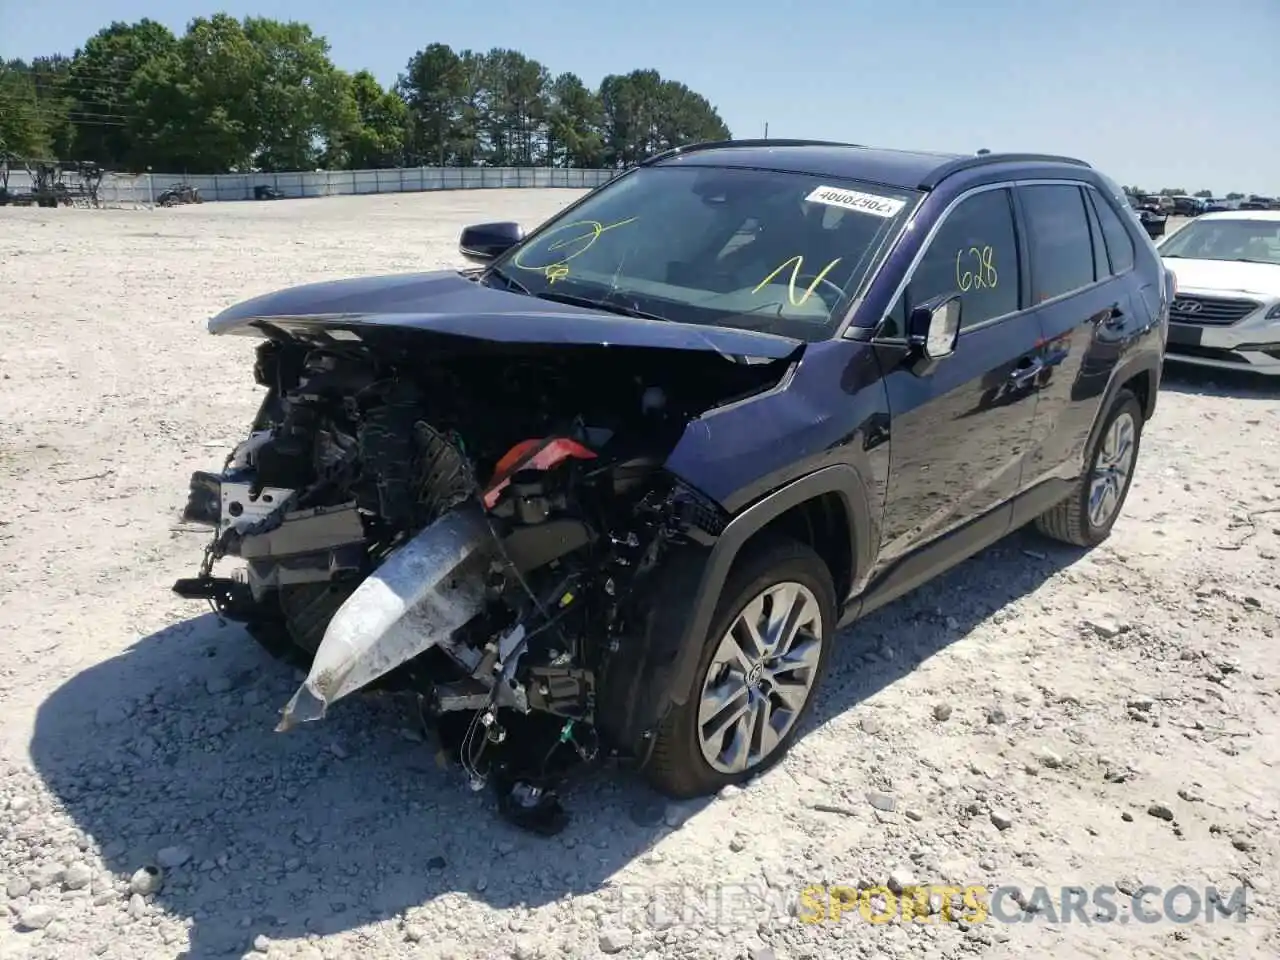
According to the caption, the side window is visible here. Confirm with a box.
[1089,190,1137,274]
[1018,185,1095,302]
[1084,193,1109,281]
[883,188,1020,334]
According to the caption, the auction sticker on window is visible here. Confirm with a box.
[804,186,906,219]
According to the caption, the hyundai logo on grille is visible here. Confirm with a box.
[1172,299,1202,314]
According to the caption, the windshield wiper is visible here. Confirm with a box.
[533,290,670,322]
[485,266,530,295]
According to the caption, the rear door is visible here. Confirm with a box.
[1015,182,1148,488]
[874,185,1042,564]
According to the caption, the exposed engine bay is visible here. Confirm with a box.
[175,328,790,832]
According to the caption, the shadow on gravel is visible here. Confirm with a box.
[30,527,1080,958]
[1160,362,1280,399]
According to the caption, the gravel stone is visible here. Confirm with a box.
[63,862,93,890]
[128,866,164,896]
[156,846,191,869]
[599,928,634,954]
[18,904,58,930]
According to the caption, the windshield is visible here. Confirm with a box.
[1158,218,1280,265]
[485,165,921,341]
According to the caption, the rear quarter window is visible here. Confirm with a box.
[1089,190,1137,273]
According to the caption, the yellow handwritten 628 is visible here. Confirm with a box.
[955,245,998,292]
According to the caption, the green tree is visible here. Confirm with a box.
[1193,189,1212,197]
[598,69,729,167]
[481,48,549,166]
[341,70,408,169]
[242,17,354,171]
[1226,192,1245,200]
[399,42,465,165]
[10,24,730,173]
[547,72,603,167]
[0,60,52,156]
[65,20,177,168]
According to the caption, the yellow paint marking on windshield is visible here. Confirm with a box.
[752,255,843,306]
[954,245,999,292]
[513,216,638,284]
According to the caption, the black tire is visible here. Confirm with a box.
[644,537,836,798]
[1034,388,1143,547]
[278,581,359,655]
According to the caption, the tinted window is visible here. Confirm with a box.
[884,188,1020,334]
[1019,185,1095,301]
[1084,194,1108,280]
[1090,190,1136,273]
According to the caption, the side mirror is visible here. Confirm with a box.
[908,295,962,360]
[459,221,523,263]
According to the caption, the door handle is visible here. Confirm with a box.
[1008,356,1044,386]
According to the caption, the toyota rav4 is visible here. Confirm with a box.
[173,141,1170,827]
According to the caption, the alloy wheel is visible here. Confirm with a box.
[696,581,824,775]
[1088,411,1137,528]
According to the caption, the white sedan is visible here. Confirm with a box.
[1157,210,1280,375]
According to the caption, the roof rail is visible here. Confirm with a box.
[918,152,1090,189]
[638,138,865,167]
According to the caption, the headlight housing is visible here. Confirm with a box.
[1265,303,1280,321]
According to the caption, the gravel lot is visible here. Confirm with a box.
[1,193,1277,960]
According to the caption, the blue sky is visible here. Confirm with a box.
[4,0,1277,194]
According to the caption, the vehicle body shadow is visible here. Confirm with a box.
[1160,361,1280,398]
[29,526,1081,957]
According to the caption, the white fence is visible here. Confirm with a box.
[3,165,620,205]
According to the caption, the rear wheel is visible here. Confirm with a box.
[645,537,836,798]
[1035,388,1143,547]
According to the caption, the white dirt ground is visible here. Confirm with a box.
[0,193,1277,960]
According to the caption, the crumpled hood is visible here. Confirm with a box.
[208,269,804,360]
[1162,257,1280,298]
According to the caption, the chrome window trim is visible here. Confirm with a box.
[852,181,1015,341]
[857,177,1116,342]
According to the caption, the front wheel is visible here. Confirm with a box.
[1034,388,1143,547]
[644,537,836,798]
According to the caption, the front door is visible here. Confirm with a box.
[874,185,1043,566]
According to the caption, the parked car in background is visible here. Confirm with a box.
[1140,195,1175,216]
[1171,196,1203,217]
[1126,193,1168,239]
[172,141,1170,818]
[1157,210,1280,375]
[1203,198,1233,213]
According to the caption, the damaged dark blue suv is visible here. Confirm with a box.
[174,140,1171,818]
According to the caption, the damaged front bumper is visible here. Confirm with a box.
[276,503,495,729]
[175,466,498,727]
[174,466,364,615]
[172,451,607,736]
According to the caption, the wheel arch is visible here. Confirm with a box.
[662,465,872,707]
[1083,351,1159,471]
[596,465,875,760]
